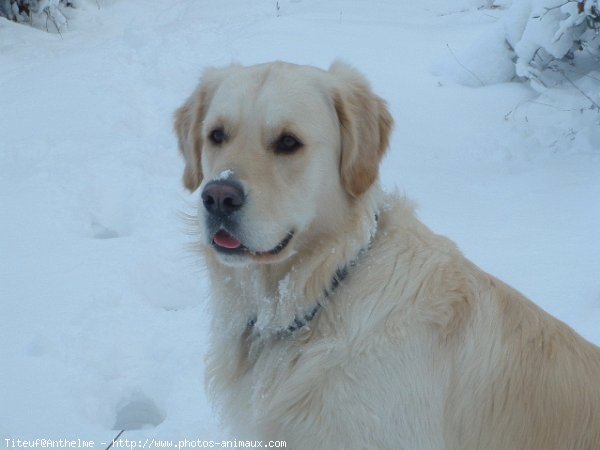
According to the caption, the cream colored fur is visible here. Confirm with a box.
[174,61,600,449]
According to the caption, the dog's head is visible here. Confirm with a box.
[174,62,393,266]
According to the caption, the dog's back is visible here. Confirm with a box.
[354,197,600,449]
[445,267,600,449]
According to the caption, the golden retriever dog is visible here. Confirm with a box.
[174,61,600,449]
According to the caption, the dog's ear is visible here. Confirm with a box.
[174,94,203,191]
[329,61,393,199]
[174,68,228,192]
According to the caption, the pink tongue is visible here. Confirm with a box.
[213,230,242,249]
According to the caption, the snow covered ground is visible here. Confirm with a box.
[1,0,599,444]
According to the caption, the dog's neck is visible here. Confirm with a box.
[246,243,365,338]
[203,185,383,338]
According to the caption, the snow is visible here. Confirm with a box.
[1,0,599,443]
[214,170,234,181]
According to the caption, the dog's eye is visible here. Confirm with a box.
[274,134,303,154]
[209,128,227,145]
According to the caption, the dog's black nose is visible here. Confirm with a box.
[201,180,245,217]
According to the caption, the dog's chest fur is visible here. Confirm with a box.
[203,196,469,449]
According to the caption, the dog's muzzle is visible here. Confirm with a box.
[201,179,294,258]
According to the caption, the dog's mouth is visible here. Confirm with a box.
[211,229,294,257]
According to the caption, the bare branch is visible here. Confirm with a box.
[446,44,485,87]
